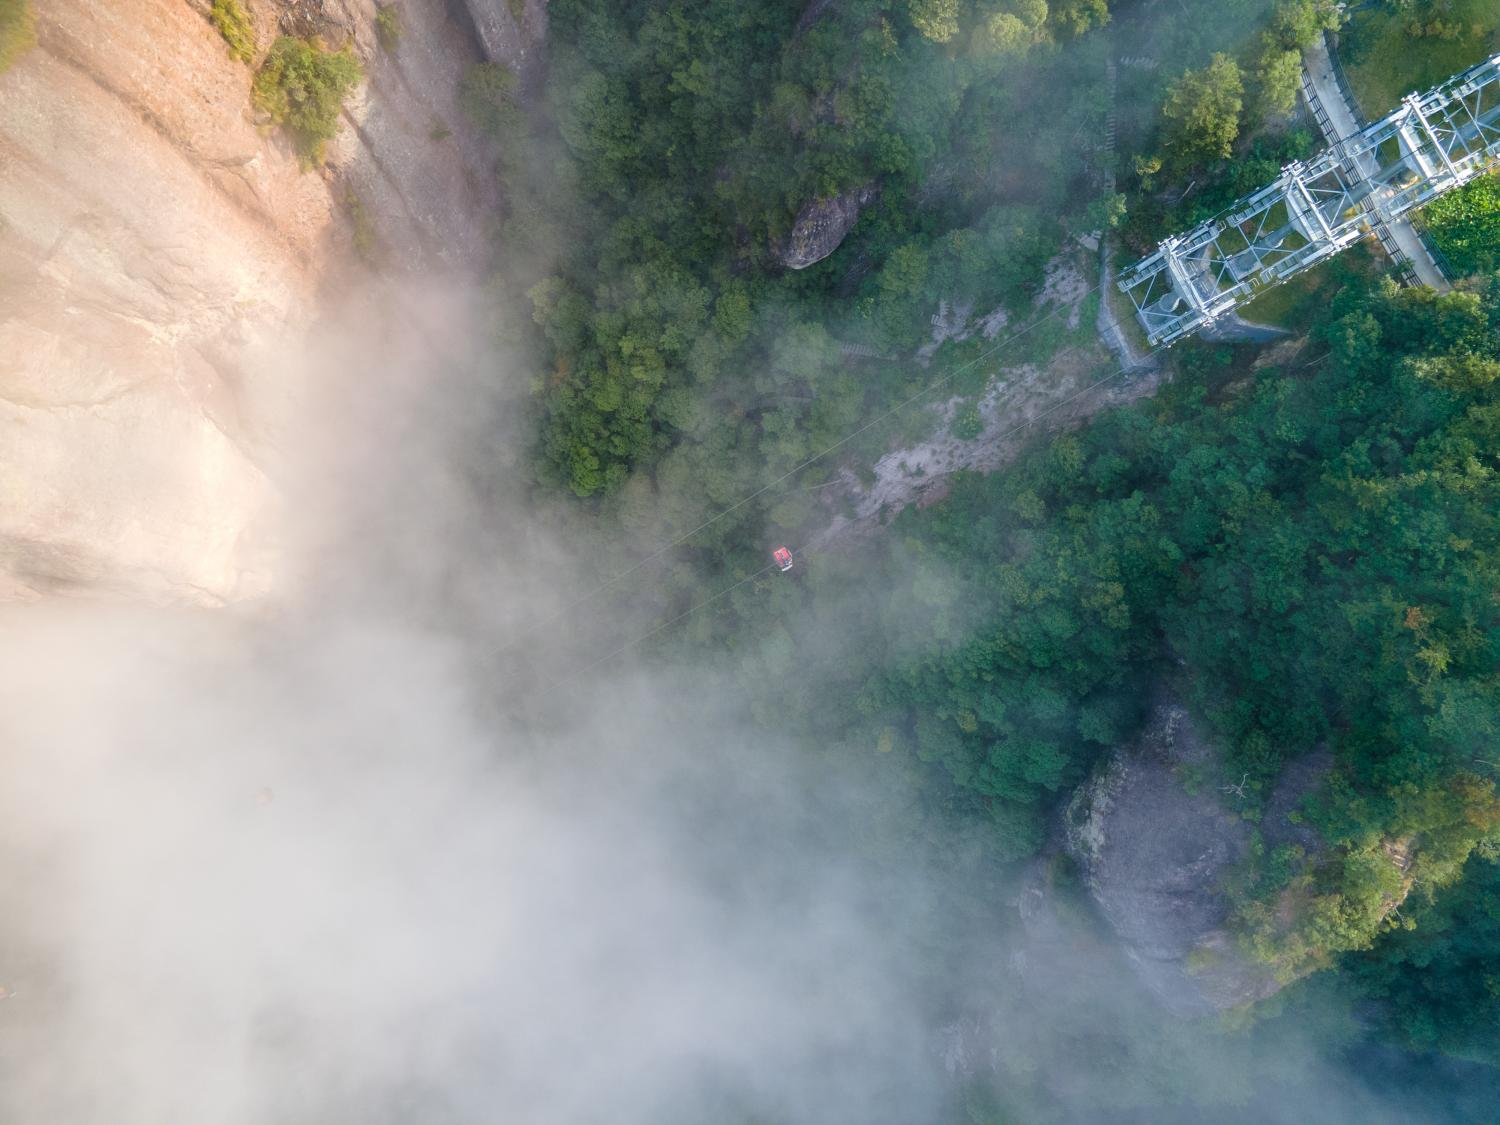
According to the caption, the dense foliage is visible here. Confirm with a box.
[0,0,33,75]
[708,276,1500,989]
[253,36,362,164]
[1424,173,1500,278]
[490,0,1113,498]
[1350,843,1500,1062]
[501,0,1500,1087]
[209,0,255,64]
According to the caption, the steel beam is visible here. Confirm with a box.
[1120,51,1500,346]
[1405,94,1462,182]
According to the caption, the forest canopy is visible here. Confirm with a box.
[489,0,1500,1088]
[483,0,1109,498]
[711,272,1500,1061]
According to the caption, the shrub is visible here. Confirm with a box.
[0,0,35,75]
[345,189,379,265]
[210,0,255,64]
[375,5,402,52]
[252,36,362,164]
[952,404,984,440]
[460,62,519,139]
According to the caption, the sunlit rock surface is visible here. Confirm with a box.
[0,0,495,604]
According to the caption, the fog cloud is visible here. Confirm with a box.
[0,284,955,1125]
[0,280,1493,1125]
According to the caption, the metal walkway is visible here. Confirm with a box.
[1120,51,1500,346]
[1301,33,1449,291]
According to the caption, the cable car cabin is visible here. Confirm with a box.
[773,546,794,572]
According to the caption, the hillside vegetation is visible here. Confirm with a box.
[485,0,1111,499]
[495,0,1500,1097]
[253,36,362,163]
[1340,0,1500,116]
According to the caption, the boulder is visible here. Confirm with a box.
[778,183,878,270]
[1064,692,1326,1013]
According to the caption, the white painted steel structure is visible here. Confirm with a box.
[1120,52,1500,346]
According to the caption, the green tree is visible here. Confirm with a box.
[252,37,363,163]
[1049,0,1110,36]
[1162,52,1244,166]
[1253,0,1342,115]
[1255,48,1304,115]
[1266,0,1343,47]
[974,12,1032,54]
[909,0,960,43]
[973,1,1049,54]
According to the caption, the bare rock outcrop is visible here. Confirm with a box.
[0,0,498,604]
[1064,692,1328,1014]
[778,183,877,270]
[463,0,548,89]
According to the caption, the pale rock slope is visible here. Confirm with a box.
[0,0,527,604]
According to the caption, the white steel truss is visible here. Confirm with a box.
[1120,52,1500,346]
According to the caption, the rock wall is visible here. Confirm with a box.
[463,0,548,89]
[1064,691,1328,1014]
[0,0,508,604]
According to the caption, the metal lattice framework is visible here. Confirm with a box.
[1120,52,1500,346]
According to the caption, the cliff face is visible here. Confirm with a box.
[465,0,548,89]
[0,0,521,604]
[1063,692,1329,1014]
